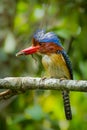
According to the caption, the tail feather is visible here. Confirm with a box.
[62,90,72,120]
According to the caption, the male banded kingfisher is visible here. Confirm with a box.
[16,29,73,120]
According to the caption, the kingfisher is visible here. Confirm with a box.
[16,29,73,120]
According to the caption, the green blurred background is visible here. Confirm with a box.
[0,0,87,130]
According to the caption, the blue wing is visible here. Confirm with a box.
[58,50,73,79]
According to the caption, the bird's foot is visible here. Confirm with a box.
[41,76,47,81]
[60,77,66,81]
[41,76,54,80]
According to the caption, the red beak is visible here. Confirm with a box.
[16,45,40,56]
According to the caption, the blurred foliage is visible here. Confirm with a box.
[0,0,87,130]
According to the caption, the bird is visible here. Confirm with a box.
[16,29,73,120]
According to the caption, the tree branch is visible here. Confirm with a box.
[0,77,87,100]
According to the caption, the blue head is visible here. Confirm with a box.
[33,29,62,47]
[32,29,63,54]
[16,29,63,56]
